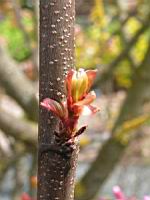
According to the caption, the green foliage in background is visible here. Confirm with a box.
[75,0,150,89]
[0,0,149,88]
[0,15,33,61]
[0,18,28,61]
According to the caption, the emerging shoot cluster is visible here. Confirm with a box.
[41,68,99,139]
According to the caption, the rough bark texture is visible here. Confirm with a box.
[75,40,150,200]
[38,1,77,200]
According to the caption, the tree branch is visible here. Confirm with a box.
[0,150,25,181]
[12,0,38,79]
[38,1,77,200]
[75,39,150,200]
[94,13,150,88]
[118,18,137,70]
[12,0,32,51]
[0,107,37,147]
[0,46,38,121]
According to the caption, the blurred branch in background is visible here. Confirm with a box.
[12,0,32,51]
[76,0,94,16]
[0,46,38,121]
[113,40,150,130]
[94,13,150,89]
[115,8,137,70]
[0,108,37,147]
[0,1,38,198]
[75,38,150,200]
[12,0,39,77]
[0,150,25,181]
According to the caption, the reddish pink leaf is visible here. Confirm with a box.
[83,105,99,115]
[40,98,67,121]
[40,68,99,138]
[74,91,96,106]
[66,69,74,97]
[86,69,97,90]
[21,193,35,200]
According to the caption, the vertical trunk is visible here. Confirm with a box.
[38,1,76,200]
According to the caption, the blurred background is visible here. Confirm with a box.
[0,0,150,199]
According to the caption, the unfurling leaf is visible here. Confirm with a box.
[41,68,99,138]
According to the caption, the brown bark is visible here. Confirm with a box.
[38,1,77,200]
